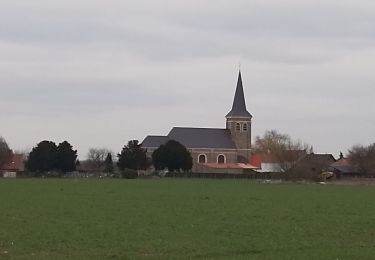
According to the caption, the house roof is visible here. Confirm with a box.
[250,153,279,167]
[331,158,351,167]
[331,165,356,174]
[331,158,357,174]
[1,154,25,172]
[226,71,252,118]
[167,127,236,149]
[297,153,336,164]
[290,153,336,173]
[142,127,237,149]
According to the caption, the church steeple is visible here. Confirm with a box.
[226,71,252,119]
[225,70,253,163]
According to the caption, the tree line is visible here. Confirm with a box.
[26,141,78,176]
[1,131,374,177]
[0,137,193,178]
[253,130,375,176]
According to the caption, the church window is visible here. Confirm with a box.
[243,123,248,132]
[217,154,226,164]
[198,154,207,164]
[235,123,241,132]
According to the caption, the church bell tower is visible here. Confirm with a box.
[226,71,253,163]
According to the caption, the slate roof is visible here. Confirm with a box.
[168,127,236,149]
[298,153,336,163]
[226,71,252,118]
[331,165,356,174]
[141,136,170,148]
[142,127,237,149]
[291,153,336,173]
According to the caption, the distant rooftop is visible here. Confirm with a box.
[1,154,25,172]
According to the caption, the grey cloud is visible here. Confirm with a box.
[0,79,189,116]
[0,0,374,157]
[2,1,375,64]
[173,3,375,38]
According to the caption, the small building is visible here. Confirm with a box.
[330,158,358,177]
[1,154,25,178]
[250,153,282,173]
[250,151,308,173]
[288,154,336,180]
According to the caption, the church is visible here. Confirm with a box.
[141,71,257,173]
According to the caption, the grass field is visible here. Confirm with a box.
[0,179,374,260]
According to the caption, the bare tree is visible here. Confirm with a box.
[14,148,30,160]
[87,148,112,174]
[348,143,375,176]
[0,136,13,170]
[253,130,313,172]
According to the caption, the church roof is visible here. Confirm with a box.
[142,127,237,149]
[168,127,236,149]
[141,136,170,148]
[226,71,252,118]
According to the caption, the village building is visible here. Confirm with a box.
[250,153,283,173]
[142,71,257,173]
[250,150,309,173]
[288,154,336,180]
[1,154,25,178]
[330,157,358,177]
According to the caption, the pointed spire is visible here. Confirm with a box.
[226,71,252,118]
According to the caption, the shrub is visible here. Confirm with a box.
[121,169,138,179]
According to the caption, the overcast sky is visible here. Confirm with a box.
[1,0,374,159]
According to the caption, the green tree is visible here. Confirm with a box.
[348,143,375,176]
[152,140,192,172]
[26,141,58,173]
[56,141,78,173]
[104,153,114,173]
[0,136,13,170]
[117,140,148,171]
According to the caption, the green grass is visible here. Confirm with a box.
[0,179,374,259]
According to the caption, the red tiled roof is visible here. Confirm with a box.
[331,158,352,167]
[250,151,307,166]
[250,154,261,168]
[250,153,278,166]
[1,154,25,172]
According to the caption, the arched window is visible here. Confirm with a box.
[217,154,226,164]
[243,123,248,132]
[198,154,207,164]
[235,123,241,132]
